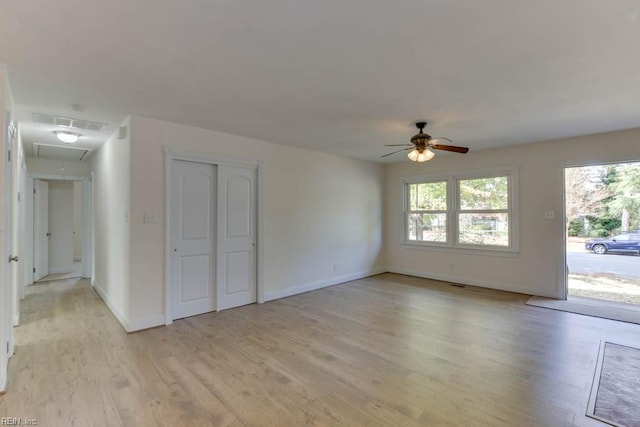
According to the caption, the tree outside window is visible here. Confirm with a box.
[404,167,518,253]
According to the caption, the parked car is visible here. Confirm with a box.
[585,233,640,255]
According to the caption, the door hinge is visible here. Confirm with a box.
[33,267,36,273]
[6,341,8,354]
[7,150,10,162]
[34,188,36,194]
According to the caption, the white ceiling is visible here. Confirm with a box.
[1,0,639,162]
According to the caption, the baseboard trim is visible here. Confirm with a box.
[92,281,130,332]
[127,315,165,333]
[386,267,557,298]
[264,267,386,302]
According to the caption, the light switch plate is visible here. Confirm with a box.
[144,212,158,224]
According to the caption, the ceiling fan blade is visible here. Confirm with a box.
[430,137,453,143]
[381,147,411,158]
[429,143,469,153]
[384,144,413,147]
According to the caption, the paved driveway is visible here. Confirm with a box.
[567,251,640,280]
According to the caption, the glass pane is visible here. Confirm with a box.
[408,182,447,211]
[407,213,447,242]
[458,213,509,246]
[459,176,508,210]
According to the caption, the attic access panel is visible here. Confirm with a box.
[34,143,93,162]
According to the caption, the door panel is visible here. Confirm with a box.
[180,255,211,301]
[170,160,216,320]
[224,251,251,295]
[33,180,49,281]
[226,177,251,237]
[217,166,257,310]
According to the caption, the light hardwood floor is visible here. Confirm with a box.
[2,273,639,426]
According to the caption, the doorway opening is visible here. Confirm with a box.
[28,176,92,286]
[565,161,640,306]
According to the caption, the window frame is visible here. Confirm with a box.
[405,179,450,246]
[402,166,520,255]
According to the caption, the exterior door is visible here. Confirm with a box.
[217,165,257,310]
[33,179,49,281]
[170,160,216,320]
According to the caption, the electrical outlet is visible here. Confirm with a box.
[544,211,556,219]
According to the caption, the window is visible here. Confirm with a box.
[404,167,519,253]
[407,181,447,243]
[458,176,509,246]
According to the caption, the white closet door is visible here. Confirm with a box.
[33,179,49,281]
[170,160,216,320]
[216,165,257,310]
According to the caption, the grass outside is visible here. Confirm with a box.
[567,236,640,305]
[569,273,640,306]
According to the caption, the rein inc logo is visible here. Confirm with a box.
[1,418,38,426]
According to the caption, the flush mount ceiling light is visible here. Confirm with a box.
[53,130,81,144]
[381,122,469,162]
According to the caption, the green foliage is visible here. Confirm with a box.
[566,163,640,235]
[567,218,584,237]
[601,165,619,186]
[459,177,508,210]
[606,164,640,230]
[588,228,609,238]
[408,181,446,210]
[585,216,621,237]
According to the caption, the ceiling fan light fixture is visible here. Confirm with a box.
[382,121,468,161]
[408,148,435,162]
[54,130,81,143]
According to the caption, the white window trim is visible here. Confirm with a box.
[402,165,520,255]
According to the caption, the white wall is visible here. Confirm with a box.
[127,115,385,330]
[73,181,83,261]
[385,127,640,298]
[47,180,74,274]
[26,157,91,177]
[91,118,131,329]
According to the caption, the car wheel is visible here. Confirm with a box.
[593,244,607,254]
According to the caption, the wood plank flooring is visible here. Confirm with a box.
[2,273,640,426]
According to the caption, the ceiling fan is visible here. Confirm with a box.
[382,121,469,162]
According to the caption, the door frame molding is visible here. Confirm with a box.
[163,147,264,325]
[559,157,640,300]
[27,173,93,284]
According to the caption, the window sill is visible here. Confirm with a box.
[400,241,520,258]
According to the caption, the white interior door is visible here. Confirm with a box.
[33,179,49,281]
[47,181,74,275]
[170,160,216,320]
[217,165,257,311]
